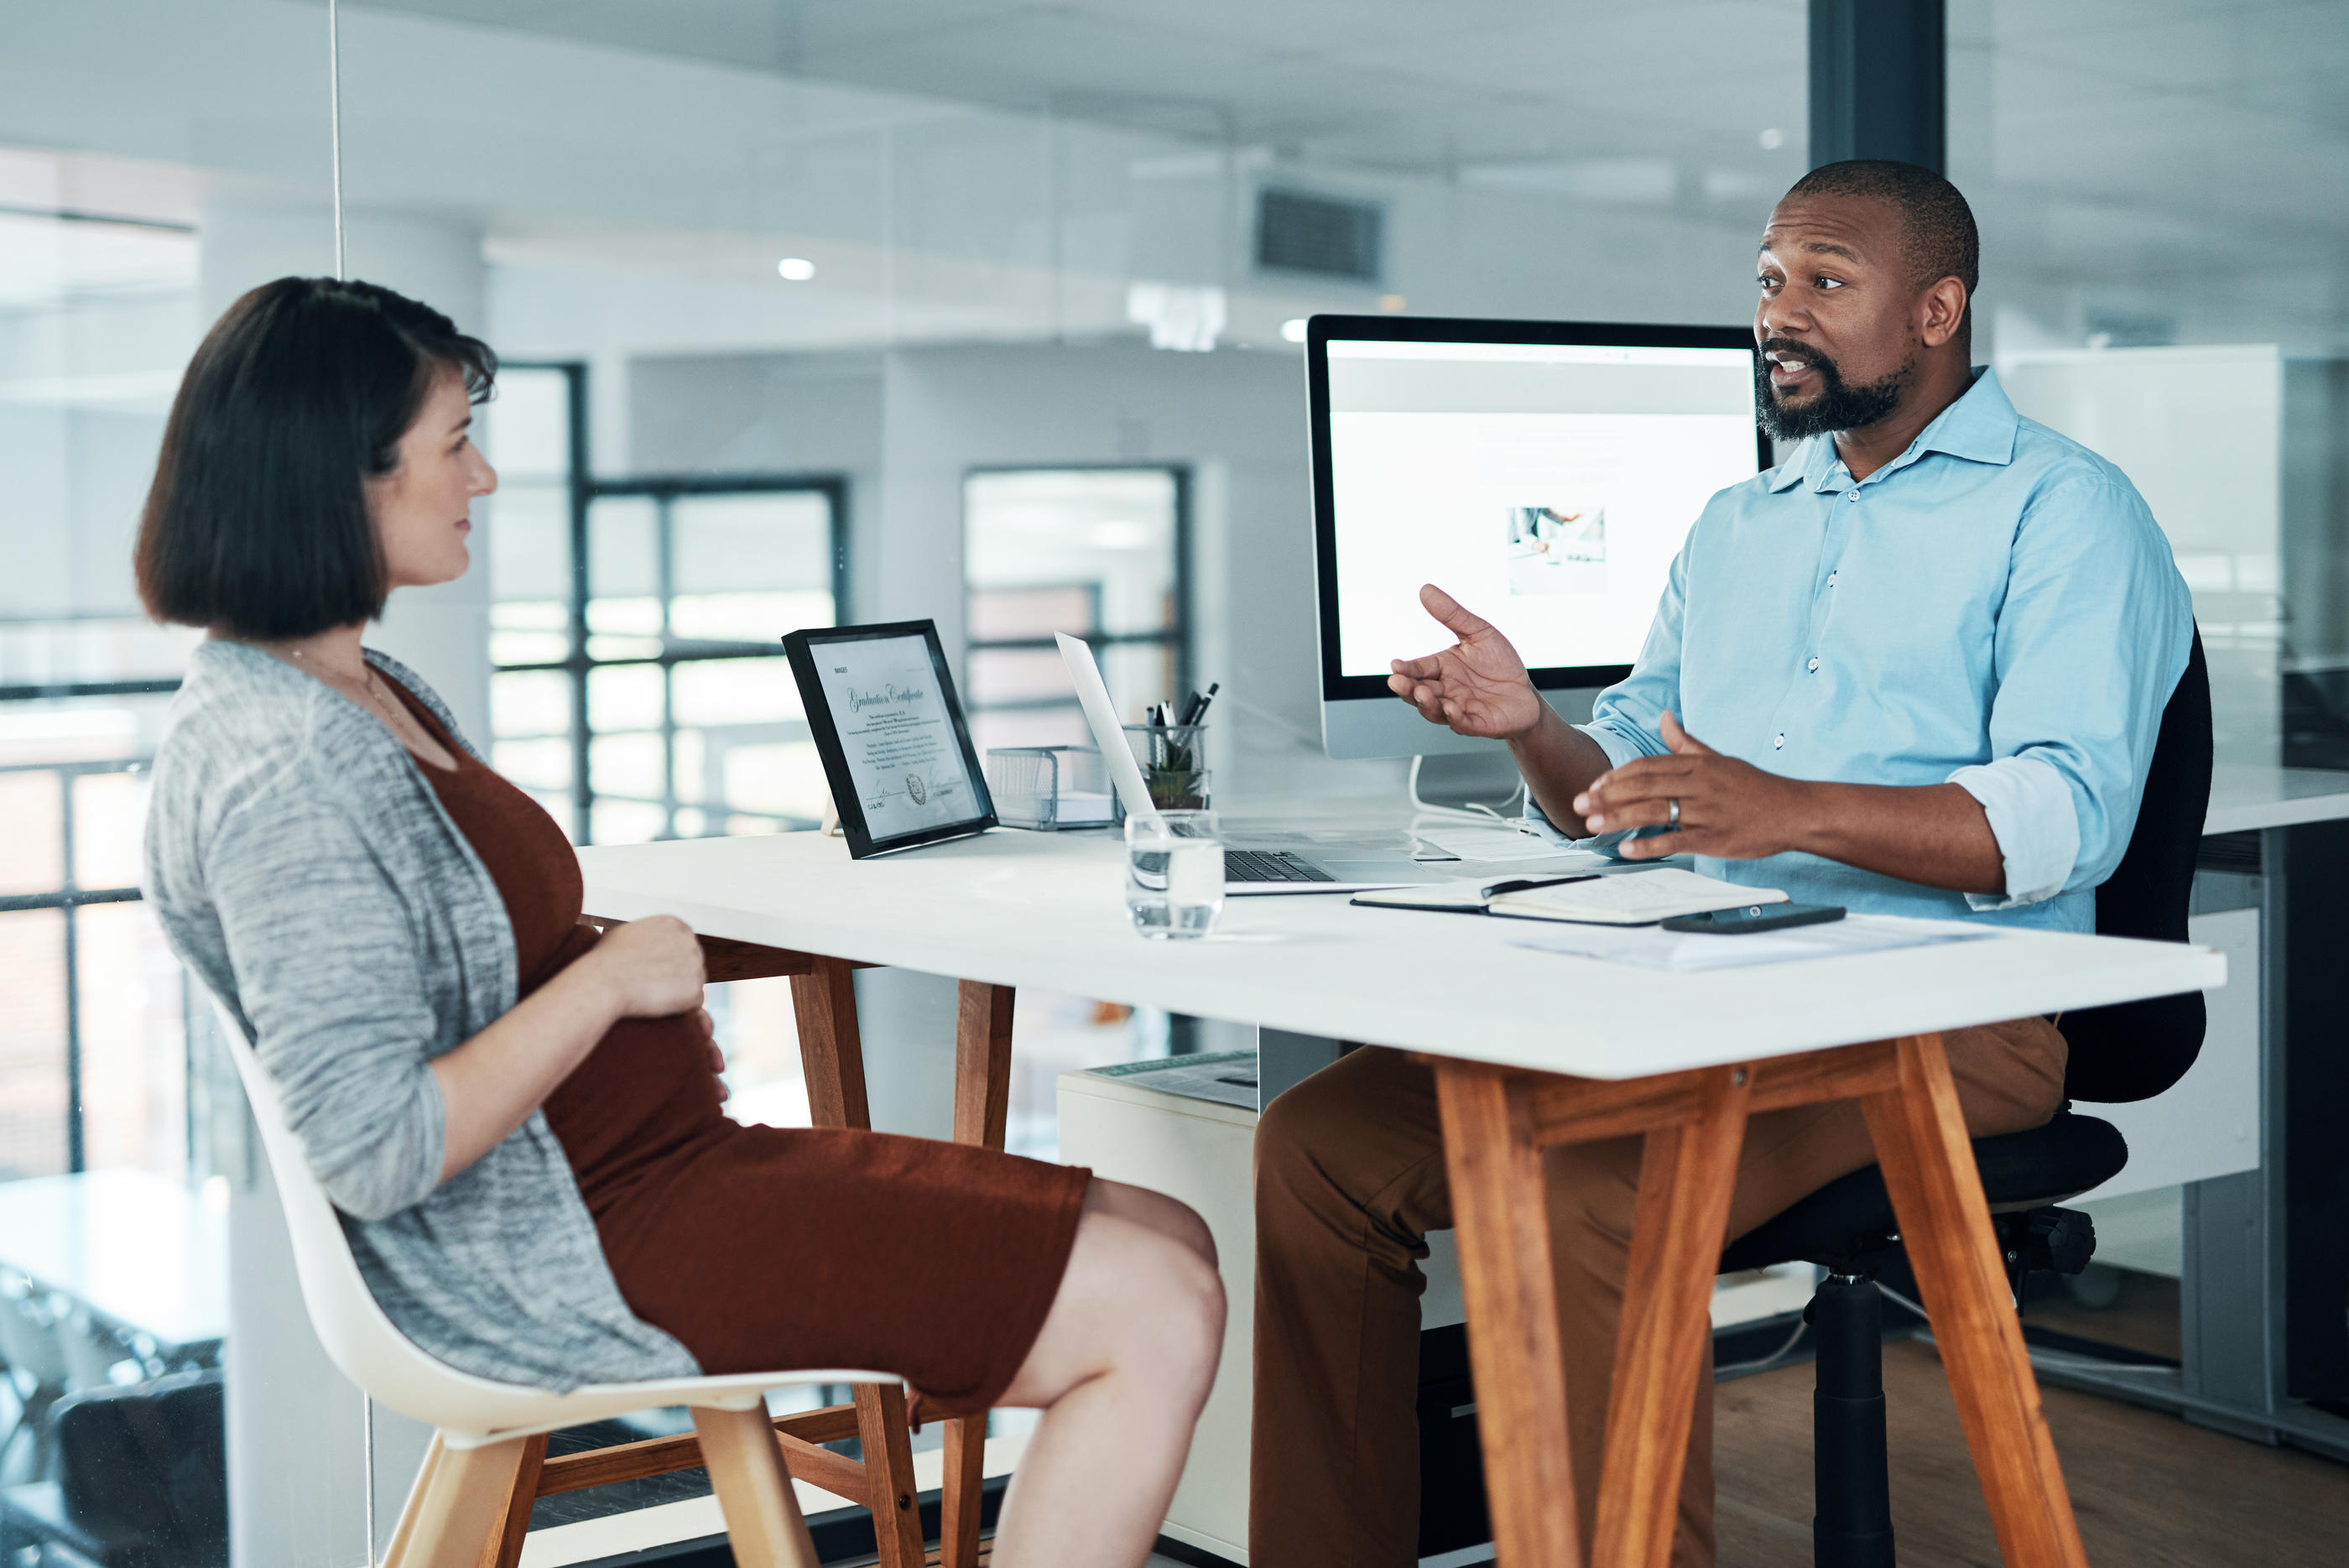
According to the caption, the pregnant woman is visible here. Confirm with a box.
[139,278,1222,1568]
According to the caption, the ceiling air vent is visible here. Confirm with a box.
[1255,187,1383,285]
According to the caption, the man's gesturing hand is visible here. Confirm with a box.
[1387,584,1544,740]
[1574,711,1810,861]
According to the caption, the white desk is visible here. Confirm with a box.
[0,1169,228,1357]
[579,828,2212,1082]
[2204,763,2349,834]
[581,825,2217,1568]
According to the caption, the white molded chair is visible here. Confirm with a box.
[211,996,892,1568]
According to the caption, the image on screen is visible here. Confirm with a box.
[1323,339,1760,680]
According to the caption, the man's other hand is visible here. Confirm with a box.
[1575,711,1809,860]
[1387,584,1545,740]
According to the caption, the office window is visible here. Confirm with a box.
[487,367,846,847]
[0,206,207,1185]
[962,468,1196,1151]
[963,466,1188,756]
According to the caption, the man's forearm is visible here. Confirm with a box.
[1507,706,1617,836]
[1789,780,2005,895]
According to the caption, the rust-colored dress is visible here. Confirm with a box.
[388,679,1089,1414]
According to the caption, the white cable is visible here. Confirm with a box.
[327,0,346,279]
[362,1390,376,1568]
[1715,1315,1811,1378]
[1886,1284,2180,1375]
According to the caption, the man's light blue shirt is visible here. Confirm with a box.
[1536,367,2192,934]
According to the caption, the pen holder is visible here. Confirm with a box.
[1122,723,1210,812]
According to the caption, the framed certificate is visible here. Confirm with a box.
[783,620,998,858]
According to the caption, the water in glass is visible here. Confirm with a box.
[1126,810,1225,939]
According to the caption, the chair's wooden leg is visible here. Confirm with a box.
[940,979,1016,1568]
[695,1406,820,1568]
[475,1432,548,1568]
[792,957,872,1131]
[940,1417,989,1568]
[857,1383,930,1568]
[1433,1063,1581,1568]
[1861,1034,2090,1568]
[381,1433,445,1568]
[1592,1067,1752,1568]
[381,1435,531,1568]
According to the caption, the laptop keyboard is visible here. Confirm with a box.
[1223,849,1336,883]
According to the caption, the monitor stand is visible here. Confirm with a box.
[1409,749,1526,820]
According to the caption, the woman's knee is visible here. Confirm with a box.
[1086,1177,1219,1271]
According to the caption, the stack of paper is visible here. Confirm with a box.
[1509,914,1995,972]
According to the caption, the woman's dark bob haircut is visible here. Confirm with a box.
[136,277,495,640]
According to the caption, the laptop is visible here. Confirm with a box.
[1055,633,1486,894]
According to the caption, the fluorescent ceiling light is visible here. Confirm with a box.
[776,257,815,280]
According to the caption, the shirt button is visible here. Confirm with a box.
[1826,571,1838,586]
[1773,732,1785,749]
[1846,492,1860,503]
[1806,656,1820,673]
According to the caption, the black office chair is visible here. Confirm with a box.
[1719,628,2212,1567]
[0,1365,226,1568]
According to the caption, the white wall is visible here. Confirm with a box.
[632,337,1398,805]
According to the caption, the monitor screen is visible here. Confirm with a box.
[1310,318,1765,704]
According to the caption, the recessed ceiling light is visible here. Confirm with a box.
[1758,128,1785,151]
[776,257,815,281]
[1281,318,1308,343]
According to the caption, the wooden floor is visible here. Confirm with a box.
[1714,1339,2349,1566]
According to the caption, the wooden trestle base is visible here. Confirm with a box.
[1425,1031,2091,1568]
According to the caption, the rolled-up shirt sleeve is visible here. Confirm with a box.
[1949,755,2079,909]
[1954,473,2191,910]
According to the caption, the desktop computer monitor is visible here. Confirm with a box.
[1308,315,1765,760]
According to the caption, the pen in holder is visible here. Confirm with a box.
[1122,722,1210,813]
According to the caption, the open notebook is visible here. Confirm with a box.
[1352,867,1788,926]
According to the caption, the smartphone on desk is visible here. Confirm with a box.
[1659,903,1846,935]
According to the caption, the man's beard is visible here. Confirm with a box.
[1755,338,1913,441]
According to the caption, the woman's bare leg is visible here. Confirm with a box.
[987,1180,1225,1568]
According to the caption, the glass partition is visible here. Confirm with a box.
[0,3,335,1560]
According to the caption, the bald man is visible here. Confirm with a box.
[1250,162,2193,1567]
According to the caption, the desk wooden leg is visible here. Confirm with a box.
[790,958,872,1131]
[1861,1034,2089,1568]
[1433,1063,1582,1568]
[941,981,1017,1568]
[790,959,926,1568]
[1593,1069,1751,1568]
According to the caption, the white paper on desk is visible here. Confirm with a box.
[1508,914,1997,972]
[1409,822,1583,862]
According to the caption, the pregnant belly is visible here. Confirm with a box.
[540,1010,732,1208]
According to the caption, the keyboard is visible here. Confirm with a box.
[1223,848,1336,883]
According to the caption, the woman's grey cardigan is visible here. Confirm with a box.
[144,640,698,1390]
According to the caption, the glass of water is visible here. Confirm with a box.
[1126,810,1226,940]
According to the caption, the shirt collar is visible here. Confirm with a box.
[1763,366,2019,493]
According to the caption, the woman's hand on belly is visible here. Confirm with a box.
[427,915,710,1185]
[580,915,707,1019]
